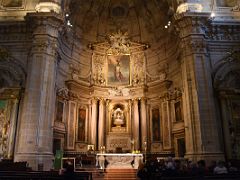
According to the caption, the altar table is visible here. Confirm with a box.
[96,153,143,169]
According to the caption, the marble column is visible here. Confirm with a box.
[140,98,147,150]
[14,13,62,170]
[98,99,105,150]
[133,99,140,150]
[91,99,98,147]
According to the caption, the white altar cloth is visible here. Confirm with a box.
[96,153,143,169]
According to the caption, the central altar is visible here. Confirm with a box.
[96,153,143,169]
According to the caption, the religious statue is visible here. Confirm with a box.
[113,108,124,127]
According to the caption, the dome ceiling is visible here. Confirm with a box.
[68,0,173,44]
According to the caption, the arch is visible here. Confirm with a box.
[213,60,240,90]
[0,56,26,88]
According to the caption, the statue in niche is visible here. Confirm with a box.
[113,108,124,127]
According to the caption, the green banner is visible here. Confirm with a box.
[53,150,63,170]
[0,100,6,109]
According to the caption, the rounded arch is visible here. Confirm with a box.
[0,57,26,88]
[213,61,240,90]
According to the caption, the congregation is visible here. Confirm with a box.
[137,157,239,179]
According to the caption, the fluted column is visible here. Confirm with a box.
[140,98,147,150]
[91,99,98,147]
[98,99,105,150]
[133,99,140,150]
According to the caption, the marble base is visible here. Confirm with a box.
[96,153,143,169]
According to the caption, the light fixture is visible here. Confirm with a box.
[210,12,215,18]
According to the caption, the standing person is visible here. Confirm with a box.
[62,160,75,180]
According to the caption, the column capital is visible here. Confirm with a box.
[91,98,98,103]
[99,98,106,105]
[131,98,140,104]
[140,97,147,103]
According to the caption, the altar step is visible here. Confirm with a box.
[92,168,139,180]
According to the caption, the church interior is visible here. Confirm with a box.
[0,0,240,173]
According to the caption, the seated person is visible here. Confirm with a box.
[214,161,228,174]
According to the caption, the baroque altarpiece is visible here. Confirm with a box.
[0,0,239,170]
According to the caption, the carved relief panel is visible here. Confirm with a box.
[131,53,145,86]
[92,53,106,86]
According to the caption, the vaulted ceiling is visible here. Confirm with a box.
[68,0,174,44]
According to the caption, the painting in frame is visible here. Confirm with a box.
[107,55,130,86]
[174,101,182,122]
[55,100,64,122]
[77,108,86,142]
[152,108,161,142]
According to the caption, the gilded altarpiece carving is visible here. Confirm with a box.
[92,54,106,85]
[0,88,20,158]
[131,53,145,85]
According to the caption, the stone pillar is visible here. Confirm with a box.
[140,98,147,150]
[14,13,62,170]
[133,99,140,150]
[175,14,224,162]
[90,98,98,148]
[98,99,105,150]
